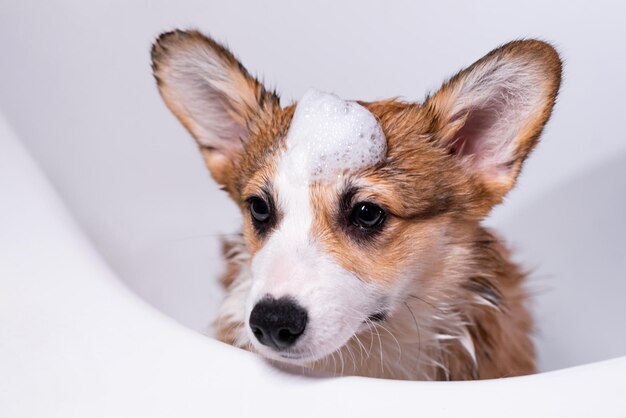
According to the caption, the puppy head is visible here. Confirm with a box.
[152,31,561,365]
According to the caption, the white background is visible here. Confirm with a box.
[1,0,625,372]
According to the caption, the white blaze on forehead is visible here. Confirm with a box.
[284,89,387,183]
[247,89,387,360]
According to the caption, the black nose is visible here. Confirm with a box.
[249,297,308,350]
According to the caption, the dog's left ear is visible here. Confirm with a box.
[426,40,562,208]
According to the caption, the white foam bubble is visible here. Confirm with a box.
[284,89,386,183]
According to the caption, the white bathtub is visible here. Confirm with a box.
[1,1,626,416]
[1,107,625,417]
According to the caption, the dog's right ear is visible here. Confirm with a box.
[151,30,279,186]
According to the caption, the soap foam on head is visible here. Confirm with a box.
[284,89,386,183]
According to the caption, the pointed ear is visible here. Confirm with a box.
[151,30,279,186]
[425,40,562,206]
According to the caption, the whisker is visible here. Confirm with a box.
[404,301,422,371]
[370,321,402,363]
[352,333,369,365]
[407,294,442,312]
[370,319,384,375]
[344,343,357,373]
[338,348,345,376]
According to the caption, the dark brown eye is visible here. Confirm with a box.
[249,197,270,223]
[351,202,386,229]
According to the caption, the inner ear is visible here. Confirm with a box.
[448,91,520,177]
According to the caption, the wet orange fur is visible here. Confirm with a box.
[152,31,561,380]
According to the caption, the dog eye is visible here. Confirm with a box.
[351,202,386,229]
[249,197,270,222]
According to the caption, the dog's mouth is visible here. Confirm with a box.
[253,347,315,365]
[277,352,306,361]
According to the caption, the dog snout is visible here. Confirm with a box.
[249,296,308,350]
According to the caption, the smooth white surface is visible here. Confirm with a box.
[1,113,626,418]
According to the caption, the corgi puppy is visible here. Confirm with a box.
[151,30,561,380]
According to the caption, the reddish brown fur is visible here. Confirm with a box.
[152,31,561,380]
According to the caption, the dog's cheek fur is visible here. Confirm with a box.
[447,223,536,379]
[214,233,252,348]
[310,211,536,379]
